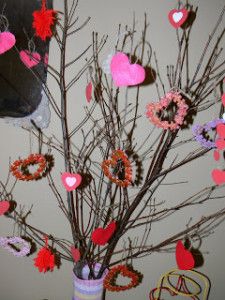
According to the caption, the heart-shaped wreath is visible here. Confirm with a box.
[104,264,143,292]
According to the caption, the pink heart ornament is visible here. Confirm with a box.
[0,201,10,215]
[222,93,225,107]
[212,169,225,185]
[110,52,145,87]
[70,246,81,262]
[215,138,225,150]
[20,50,41,68]
[86,82,92,103]
[61,172,82,191]
[216,123,225,139]
[0,32,16,54]
[168,9,189,28]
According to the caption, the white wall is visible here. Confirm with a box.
[0,0,224,299]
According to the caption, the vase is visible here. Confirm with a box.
[73,264,108,300]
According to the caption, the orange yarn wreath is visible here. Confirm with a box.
[102,150,132,187]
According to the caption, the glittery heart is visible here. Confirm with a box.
[0,201,10,215]
[168,9,189,28]
[61,172,82,191]
[19,50,41,68]
[211,169,225,186]
[0,32,16,54]
[110,52,145,87]
[70,246,81,262]
[176,240,195,270]
[85,82,92,103]
[91,222,116,246]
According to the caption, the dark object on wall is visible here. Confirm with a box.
[0,0,52,118]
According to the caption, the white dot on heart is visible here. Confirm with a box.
[173,12,183,23]
[66,177,76,187]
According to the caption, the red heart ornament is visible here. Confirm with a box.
[20,50,41,68]
[61,172,82,191]
[176,240,195,270]
[212,169,225,185]
[216,123,225,139]
[0,32,16,54]
[168,9,189,29]
[86,82,92,103]
[0,201,10,215]
[91,221,116,246]
[214,150,220,161]
[70,246,81,262]
[110,52,145,87]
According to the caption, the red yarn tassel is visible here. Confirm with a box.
[32,0,57,41]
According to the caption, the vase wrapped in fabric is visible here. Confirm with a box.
[73,264,108,300]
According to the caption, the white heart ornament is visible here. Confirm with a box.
[61,172,82,191]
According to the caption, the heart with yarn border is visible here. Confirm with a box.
[0,201,10,216]
[176,240,195,270]
[61,172,82,191]
[168,9,189,29]
[70,246,81,262]
[91,221,116,246]
[20,50,41,68]
[110,52,145,87]
[0,31,16,55]
[212,169,225,186]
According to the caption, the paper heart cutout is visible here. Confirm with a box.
[176,240,195,270]
[86,82,92,103]
[217,123,225,139]
[0,201,10,215]
[222,93,225,107]
[214,150,220,161]
[110,52,145,87]
[20,50,41,68]
[168,9,189,28]
[70,246,81,262]
[61,172,82,191]
[0,31,16,54]
[212,169,225,185]
[91,221,116,246]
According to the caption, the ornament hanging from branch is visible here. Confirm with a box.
[34,236,55,273]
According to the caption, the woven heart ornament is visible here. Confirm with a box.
[110,52,145,87]
[168,9,189,28]
[61,172,82,191]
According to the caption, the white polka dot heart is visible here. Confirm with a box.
[61,172,82,191]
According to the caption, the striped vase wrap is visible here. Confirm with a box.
[73,264,108,300]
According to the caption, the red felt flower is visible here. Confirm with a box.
[32,0,57,41]
[34,236,55,273]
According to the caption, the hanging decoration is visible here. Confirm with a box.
[0,200,10,216]
[10,153,47,181]
[0,31,16,55]
[91,221,116,246]
[176,240,195,270]
[0,236,31,257]
[110,52,145,87]
[192,119,225,149]
[104,264,143,292]
[61,172,82,191]
[146,91,188,131]
[102,150,132,187]
[70,246,81,263]
[32,0,57,41]
[85,82,93,103]
[168,9,189,28]
[19,50,41,68]
[34,236,55,273]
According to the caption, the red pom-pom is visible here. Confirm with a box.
[32,0,57,41]
[34,243,55,273]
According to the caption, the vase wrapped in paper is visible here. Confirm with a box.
[73,264,108,300]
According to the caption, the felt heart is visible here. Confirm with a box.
[91,221,116,246]
[110,52,145,87]
[0,201,10,215]
[175,240,195,270]
[214,150,220,161]
[222,93,225,107]
[168,9,189,28]
[86,82,92,103]
[20,50,41,68]
[217,123,225,139]
[0,31,16,55]
[212,169,225,185]
[70,246,80,262]
[61,172,82,191]
[215,139,225,150]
